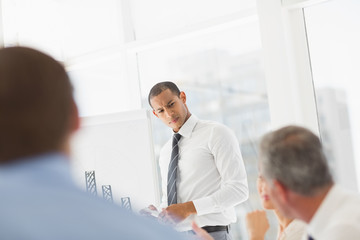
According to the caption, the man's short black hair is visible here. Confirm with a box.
[148,81,181,107]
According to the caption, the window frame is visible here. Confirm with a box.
[255,0,332,135]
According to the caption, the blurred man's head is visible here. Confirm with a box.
[259,125,333,218]
[148,81,191,133]
[0,47,79,164]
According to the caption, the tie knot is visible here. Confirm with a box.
[173,133,181,141]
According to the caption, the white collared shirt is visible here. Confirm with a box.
[278,219,306,240]
[306,185,360,240]
[158,115,249,231]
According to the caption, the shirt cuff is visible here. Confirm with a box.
[193,196,216,216]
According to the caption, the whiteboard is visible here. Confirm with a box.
[70,109,159,211]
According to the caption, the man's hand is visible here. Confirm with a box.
[139,205,159,217]
[245,210,269,240]
[159,201,197,224]
[192,222,214,240]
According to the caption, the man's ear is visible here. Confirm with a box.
[152,110,159,118]
[70,99,80,133]
[179,91,186,104]
[273,180,289,204]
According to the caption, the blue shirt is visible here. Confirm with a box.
[0,153,188,240]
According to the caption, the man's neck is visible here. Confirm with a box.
[295,184,333,223]
[274,209,293,232]
[173,113,192,133]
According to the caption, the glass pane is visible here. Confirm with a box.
[60,0,124,59]
[1,0,64,59]
[1,0,124,61]
[129,0,256,40]
[68,55,133,117]
[138,21,274,239]
[304,0,360,191]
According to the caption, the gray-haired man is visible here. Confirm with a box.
[258,125,360,240]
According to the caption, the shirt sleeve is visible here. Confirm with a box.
[192,124,249,216]
[159,169,168,210]
[158,142,170,210]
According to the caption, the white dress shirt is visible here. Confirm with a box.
[278,219,306,240]
[306,185,360,240]
[158,115,249,231]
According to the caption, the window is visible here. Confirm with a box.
[304,0,360,190]
[129,0,256,40]
[1,0,131,116]
[2,0,124,60]
[137,18,273,239]
[1,1,279,238]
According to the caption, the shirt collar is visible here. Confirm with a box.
[307,185,340,238]
[177,114,198,138]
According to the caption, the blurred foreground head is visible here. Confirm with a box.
[0,47,78,164]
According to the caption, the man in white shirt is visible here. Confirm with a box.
[257,125,360,240]
[146,81,249,240]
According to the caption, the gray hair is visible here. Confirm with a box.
[259,125,333,196]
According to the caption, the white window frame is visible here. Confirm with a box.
[256,0,330,134]
[0,0,328,133]
[121,5,260,110]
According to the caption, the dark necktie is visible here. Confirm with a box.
[167,133,181,206]
[308,235,314,240]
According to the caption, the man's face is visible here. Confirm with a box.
[150,89,190,132]
[259,162,294,218]
[257,174,276,210]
